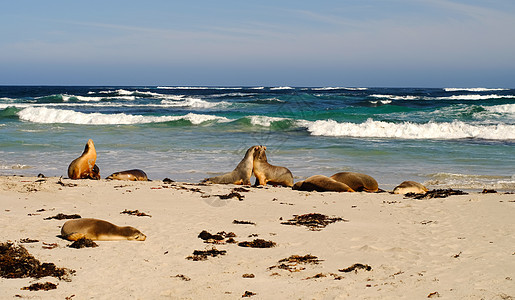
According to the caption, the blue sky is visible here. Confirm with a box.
[1,0,514,87]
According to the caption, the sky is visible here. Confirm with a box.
[1,0,514,87]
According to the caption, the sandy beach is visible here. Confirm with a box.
[1,175,514,299]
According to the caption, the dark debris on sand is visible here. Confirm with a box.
[68,238,98,249]
[0,242,75,280]
[186,248,227,261]
[21,282,58,291]
[233,220,256,225]
[198,230,237,244]
[238,239,276,248]
[405,189,468,200]
[120,209,152,217]
[269,254,323,272]
[242,291,257,297]
[216,191,244,201]
[339,263,372,273]
[44,213,81,220]
[281,213,348,231]
[19,238,39,243]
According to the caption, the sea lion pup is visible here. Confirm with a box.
[292,175,355,192]
[106,169,148,181]
[68,139,99,180]
[202,145,259,185]
[61,218,146,241]
[253,145,294,187]
[393,181,428,194]
[330,172,379,192]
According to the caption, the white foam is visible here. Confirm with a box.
[444,88,509,92]
[248,116,289,127]
[369,100,392,105]
[305,118,515,140]
[157,86,210,90]
[160,97,228,109]
[17,107,229,125]
[270,86,294,90]
[370,94,418,101]
[438,94,515,100]
[482,104,515,115]
[312,87,368,91]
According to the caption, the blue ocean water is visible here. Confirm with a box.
[1,86,514,191]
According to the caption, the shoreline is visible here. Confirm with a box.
[1,175,514,299]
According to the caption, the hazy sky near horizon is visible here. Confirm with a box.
[1,0,514,87]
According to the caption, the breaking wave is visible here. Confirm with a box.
[17,107,229,125]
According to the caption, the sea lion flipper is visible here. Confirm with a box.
[65,232,87,241]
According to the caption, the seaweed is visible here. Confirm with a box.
[44,213,81,220]
[233,220,256,225]
[120,209,151,217]
[21,282,57,291]
[338,263,372,273]
[68,238,98,249]
[216,192,244,201]
[186,248,227,261]
[198,230,237,244]
[238,239,276,248]
[19,238,39,243]
[281,213,348,231]
[406,189,468,200]
[242,291,256,297]
[269,254,323,272]
[0,242,75,280]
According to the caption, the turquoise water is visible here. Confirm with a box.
[1,86,514,190]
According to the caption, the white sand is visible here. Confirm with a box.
[1,176,514,299]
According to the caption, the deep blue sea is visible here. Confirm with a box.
[1,86,514,191]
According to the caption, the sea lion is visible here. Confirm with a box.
[61,218,146,241]
[68,139,100,180]
[393,181,428,194]
[330,172,379,192]
[202,145,259,185]
[253,145,294,187]
[292,175,355,192]
[106,169,148,181]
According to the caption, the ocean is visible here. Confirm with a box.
[1,86,514,191]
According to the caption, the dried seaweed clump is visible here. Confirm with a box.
[269,254,323,272]
[238,239,276,248]
[339,263,372,273]
[405,189,468,200]
[186,248,227,261]
[21,282,58,291]
[120,209,152,217]
[281,213,347,231]
[44,213,81,220]
[198,230,236,244]
[233,220,256,225]
[0,242,75,280]
[68,238,98,249]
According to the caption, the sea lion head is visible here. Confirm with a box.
[122,226,147,241]
[253,145,268,161]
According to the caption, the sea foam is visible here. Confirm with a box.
[17,107,229,125]
[306,118,515,140]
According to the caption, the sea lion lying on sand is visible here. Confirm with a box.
[61,218,146,241]
[330,172,378,192]
[106,169,148,181]
[393,181,428,194]
[68,139,100,180]
[203,145,258,185]
[253,145,294,187]
[292,175,355,192]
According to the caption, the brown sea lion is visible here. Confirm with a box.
[253,145,294,187]
[330,172,379,192]
[106,169,148,181]
[68,139,100,180]
[202,145,259,185]
[292,175,355,192]
[61,218,146,241]
[393,181,428,194]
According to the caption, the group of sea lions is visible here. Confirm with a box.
[63,140,429,242]
[67,139,148,181]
